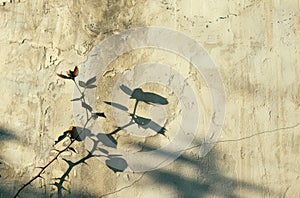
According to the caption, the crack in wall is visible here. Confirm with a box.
[185,123,300,151]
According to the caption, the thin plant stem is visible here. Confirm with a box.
[14,79,92,198]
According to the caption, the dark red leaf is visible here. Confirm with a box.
[86,76,96,85]
[56,73,71,79]
[69,126,82,141]
[73,66,79,77]
[66,66,79,80]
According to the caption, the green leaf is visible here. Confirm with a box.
[120,84,133,96]
[78,81,86,88]
[104,101,128,112]
[86,84,97,89]
[86,76,96,85]
[82,102,93,112]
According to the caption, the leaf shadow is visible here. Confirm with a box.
[51,131,128,197]
[0,128,18,141]
[104,101,167,137]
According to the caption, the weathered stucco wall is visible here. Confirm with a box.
[0,0,299,197]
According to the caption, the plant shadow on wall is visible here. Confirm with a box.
[104,84,168,137]
[12,67,104,197]
[52,83,168,197]
[51,84,171,197]
[11,66,272,198]
[12,66,169,198]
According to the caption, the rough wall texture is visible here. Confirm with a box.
[0,0,299,198]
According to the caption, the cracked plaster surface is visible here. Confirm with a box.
[0,0,300,197]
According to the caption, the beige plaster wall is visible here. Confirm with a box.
[0,0,299,197]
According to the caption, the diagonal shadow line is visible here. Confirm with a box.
[0,128,18,141]
[98,144,271,198]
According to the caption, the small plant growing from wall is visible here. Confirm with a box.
[13,66,106,197]
[14,66,169,197]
